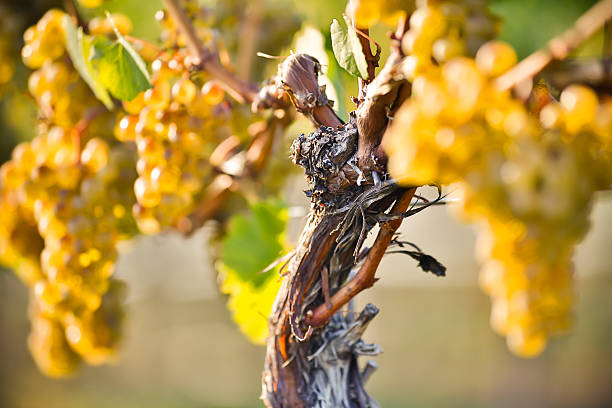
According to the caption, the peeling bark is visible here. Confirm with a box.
[262,120,410,406]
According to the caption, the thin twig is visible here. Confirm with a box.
[245,108,293,174]
[236,0,263,81]
[355,27,378,93]
[307,188,416,327]
[65,0,87,30]
[124,35,171,61]
[163,0,259,103]
[543,58,612,91]
[183,174,237,232]
[495,0,612,92]
[72,106,107,165]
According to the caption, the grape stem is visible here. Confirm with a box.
[306,187,416,327]
[124,36,171,61]
[182,109,294,234]
[64,0,87,31]
[162,0,259,104]
[495,0,612,92]
[236,0,263,82]
[349,0,380,93]
[544,58,612,92]
[354,26,379,94]
[72,106,107,165]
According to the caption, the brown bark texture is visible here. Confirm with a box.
[261,48,413,407]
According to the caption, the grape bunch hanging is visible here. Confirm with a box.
[0,1,269,376]
[383,0,612,357]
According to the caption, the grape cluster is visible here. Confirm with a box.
[461,84,612,356]
[23,10,109,130]
[0,10,141,376]
[401,0,500,79]
[385,0,612,357]
[0,129,137,374]
[116,49,256,233]
[27,278,126,376]
[108,2,265,233]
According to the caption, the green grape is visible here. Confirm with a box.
[559,84,599,134]
[201,80,225,105]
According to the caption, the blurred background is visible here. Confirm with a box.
[1,0,612,407]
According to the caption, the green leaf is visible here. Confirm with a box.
[63,16,114,110]
[93,15,152,101]
[330,15,369,79]
[218,199,288,344]
[221,199,287,288]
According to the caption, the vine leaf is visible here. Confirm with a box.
[217,199,288,344]
[330,15,369,79]
[63,16,114,110]
[92,14,152,101]
[63,14,152,105]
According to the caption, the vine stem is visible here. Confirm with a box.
[355,14,409,169]
[495,0,612,92]
[72,106,107,165]
[162,0,259,103]
[307,187,416,327]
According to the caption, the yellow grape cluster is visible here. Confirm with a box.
[116,54,250,234]
[385,1,612,358]
[0,129,137,375]
[109,1,260,234]
[27,279,125,377]
[23,10,105,130]
[401,0,499,79]
[0,10,140,376]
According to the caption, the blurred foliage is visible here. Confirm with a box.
[491,0,599,58]
[218,199,288,344]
